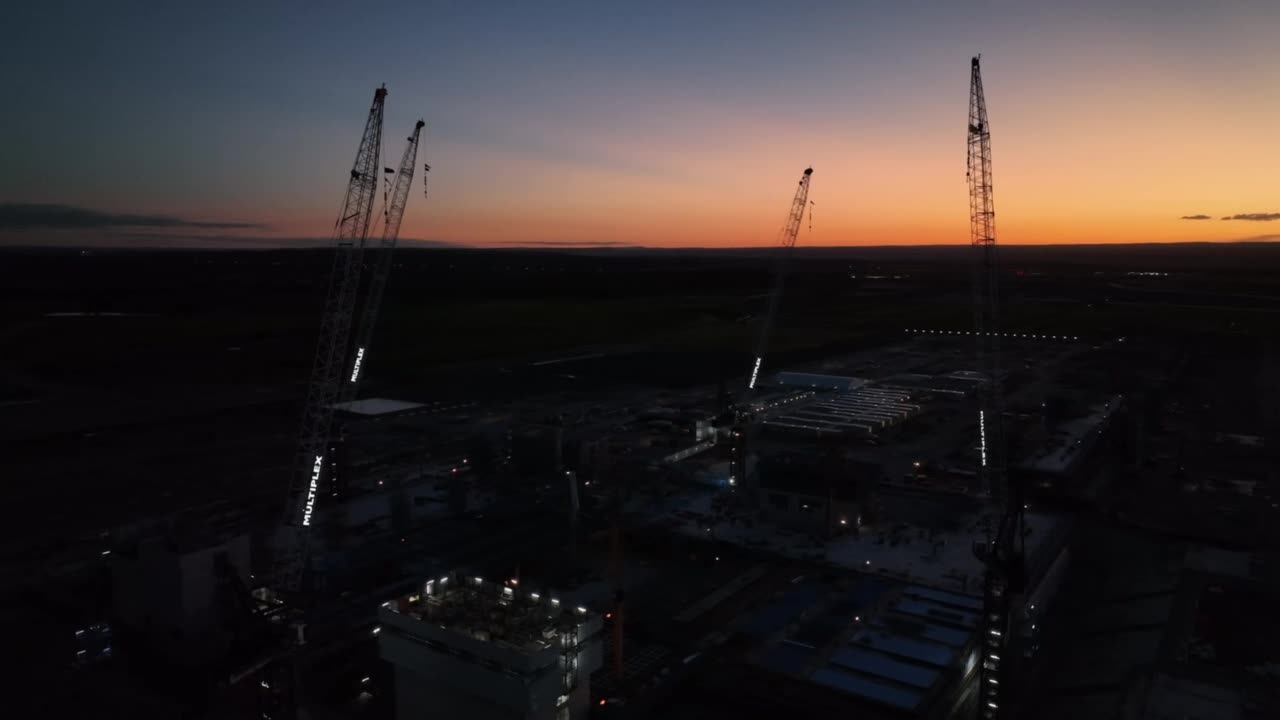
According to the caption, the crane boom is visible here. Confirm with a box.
[344,120,427,401]
[275,85,387,595]
[968,56,1024,720]
[747,167,813,394]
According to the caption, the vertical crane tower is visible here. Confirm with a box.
[276,85,387,595]
[967,56,1025,720]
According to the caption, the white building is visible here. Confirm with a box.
[378,572,604,720]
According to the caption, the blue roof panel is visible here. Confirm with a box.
[893,598,979,628]
[829,647,940,689]
[852,630,957,667]
[869,620,972,648]
[738,582,822,638]
[758,641,816,676]
[811,666,923,710]
[920,623,972,647]
[904,586,984,610]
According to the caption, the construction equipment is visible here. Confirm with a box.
[343,120,427,401]
[727,168,813,494]
[746,167,814,395]
[966,56,1025,720]
[274,85,387,598]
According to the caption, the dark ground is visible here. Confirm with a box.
[3,243,1280,550]
[2,242,1280,719]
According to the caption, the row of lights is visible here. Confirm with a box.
[906,328,1081,341]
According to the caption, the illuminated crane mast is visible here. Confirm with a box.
[967,56,1024,720]
[275,85,387,595]
[746,167,813,395]
[344,120,427,401]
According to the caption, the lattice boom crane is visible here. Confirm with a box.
[967,56,1025,720]
[344,119,427,401]
[746,167,813,395]
[275,85,387,595]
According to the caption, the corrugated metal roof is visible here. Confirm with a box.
[829,647,940,689]
[811,666,923,710]
[851,629,957,668]
[892,598,979,629]
[904,585,984,611]
[759,641,816,676]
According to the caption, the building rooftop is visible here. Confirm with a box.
[774,372,869,392]
[659,490,1067,595]
[381,571,597,656]
[764,385,922,435]
[333,397,428,416]
[741,574,980,716]
[879,373,985,398]
[756,450,881,501]
[1022,395,1122,475]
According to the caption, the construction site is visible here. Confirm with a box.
[7,54,1280,720]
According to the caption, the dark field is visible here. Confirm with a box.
[2,242,1279,551]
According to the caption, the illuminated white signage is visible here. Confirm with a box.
[979,410,988,468]
[302,454,322,526]
[349,347,366,382]
[747,356,763,389]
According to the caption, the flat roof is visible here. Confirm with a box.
[811,666,923,710]
[1022,396,1122,474]
[742,574,978,715]
[830,646,940,689]
[764,386,922,435]
[775,372,869,391]
[333,397,427,416]
[381,572,595,655]
[660,490,1067,593]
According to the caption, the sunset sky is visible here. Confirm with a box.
[2,1,1278,248]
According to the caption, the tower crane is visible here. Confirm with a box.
[344,120,427,401]
[274,85,387,598]
[967,56,1025,720]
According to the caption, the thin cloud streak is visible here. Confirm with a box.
[492,240,640,247]
[1221,213,1280,222]
[0,204,265,230]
